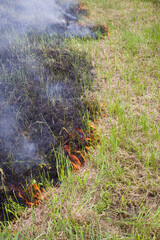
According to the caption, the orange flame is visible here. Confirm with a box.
[71,161,79,170]
[11,183,43,206]
[63,126,98,170]
[64,145,82,168]
[78,3,88,11]
[77,2,91,16]
[104,25,110,37]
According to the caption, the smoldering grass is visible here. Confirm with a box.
[0,25,96,224]
[55,146,73,180]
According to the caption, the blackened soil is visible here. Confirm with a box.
[0,0,99,222]
[0,39,93,221]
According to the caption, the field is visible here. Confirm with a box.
[1,0,160,239]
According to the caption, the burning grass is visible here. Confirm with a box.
[62,125,98,170]
[0,35,97,220]
[0,0,108,222]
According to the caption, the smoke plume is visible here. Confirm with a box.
[0,0,91,49]
[0,0,91,176]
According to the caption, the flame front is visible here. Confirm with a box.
[11,183,43,206]
[63,126,97,170]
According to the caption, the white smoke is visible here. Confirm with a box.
[0,0,91,174]
[0,0,91,48]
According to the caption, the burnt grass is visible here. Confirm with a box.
[0,36,94,221]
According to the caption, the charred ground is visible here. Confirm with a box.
[0,34,94,220]
[0,0,108,222]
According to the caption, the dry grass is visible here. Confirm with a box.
[70,0,160,238]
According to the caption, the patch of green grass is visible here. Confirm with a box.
[70,0,160,238]
[144,23,160,51]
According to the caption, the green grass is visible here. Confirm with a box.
[1,0,160,239]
